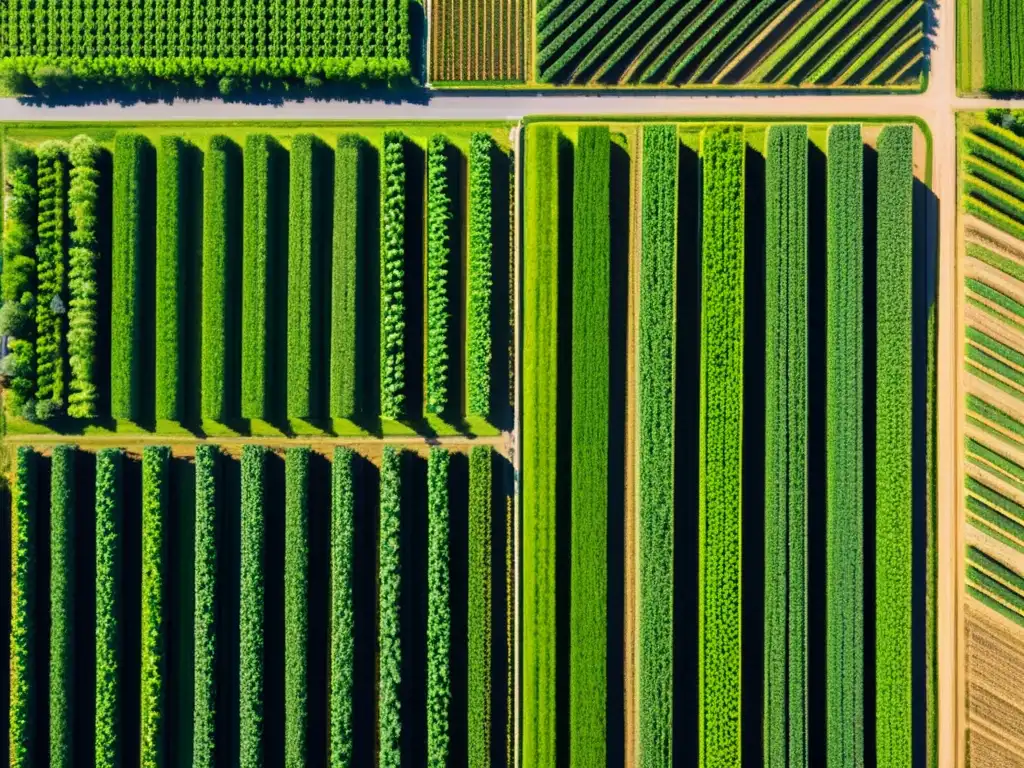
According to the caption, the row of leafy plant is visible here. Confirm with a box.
[638,122,677,767]
[982,0,1024,92]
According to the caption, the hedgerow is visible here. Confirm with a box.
[468,446,492,768]
[34,140,69,419]
[570,124,610,768]
[50,445,75,768]
[288,136,316,418]
[427,135,453,415]
[699,124,745,768]
[242,134,274,420]
[1,142,38,416]
[240,445,267,768]
[286,447,311,765]
[10,447,38,768]
[428,448,451,767]
[95,448,123,768]
[468,133,493,418]
[141,446,170,768]
[379,446,403,767]
[330,136,363,419]
[380,132,406,420]
[66,134,101,418]
[0,0,411,89]
[638,123,677,768]
[202,135,232,421]
[331,447,355,767]
[193,444,218,768]
[156,136,185,421]
[111,133,147,421]
[875,124,914,768]
[522,124,559,768]
[825,123,864,768]
[764,123,808,768]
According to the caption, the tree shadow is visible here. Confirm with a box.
[307,452,331,767]
[216,451,242,764]
[674,139,701,768]
[72,450,97,765]
[357,143,383,428]
[166,454,195,766]
[448,451,470,767]
[264,452,287,768]
[489,144,514,431]
[399,451,428,766]
[351,454,380,767]
[121,454,143,768]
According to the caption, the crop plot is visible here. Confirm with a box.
[0,0,411,91]
[0,122,515,438]
[429,0,528,83]
[4,442,515,768]
[959,0,1024,94]
[522,118,934,766]
[957,110,1024,764]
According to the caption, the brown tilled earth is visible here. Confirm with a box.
[964,603,1024,763]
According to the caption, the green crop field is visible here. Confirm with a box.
[0,122,515,439]
[521,117,935,767]
[0,0,410,93]
[959,0,1024,94]
[432,0,926,89]
[2,443,515,767]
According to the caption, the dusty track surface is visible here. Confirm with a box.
[3,0,1017,765]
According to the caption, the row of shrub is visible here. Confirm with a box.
[380,133,407,420]
[378,445,403,766]
[427,135,454,416]
[194,444,219,766]
[699,124,745,767]
[202,136,232,421]
[156,136,185,421]
[569,125,611,767]
[1,137,102,421]
[240,444,267,766]
[427,448,451,766]
[141,446,170,767]
[95,447,123,768]
[331,447,356,766]
[10,447,38,768]
[331,137,364,419]
[521,124,561,768]
[825,123,866,768]
[763,123,809,768]
[285,447,311,762]
[50,446,75,768]
[874,124,915,767]
[638,123,678,767]
[468,446,493,767]
[468,133,494,418]
[288,138,316,419]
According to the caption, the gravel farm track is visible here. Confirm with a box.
[2,0,1020,765]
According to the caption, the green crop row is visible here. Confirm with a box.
[381,131,407,420]
[983,0,1024,91]
[331,446,355,767]
[10,447,38,768]
[286,447,311,764]
[379,445,403,768]
[638,122,677,768]
[202,135,231,421]
[427,135,454,415]
[193,444,218,767]
[242,134,274,420]
[141,446,169,768]
[240,444,266,768]
[331,136,363,420]
[428,448,451,766]
[825,123,865,768]
[699,124,745,768]
[289,136,316,418]
[875,124,914,768]
[468,446,493,768]
[468,132,493,418]
[156,136,185,421]
[50,445,75,768]
[764,123,809,768]
[95,448,123,768]
[0,142,38,416]
[66,134,101,418]
[34,140,68,420]
[570,124,611,768]
[522,124,560,768]
[111,133,146,422]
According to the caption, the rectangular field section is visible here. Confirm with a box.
[429,0,528,83]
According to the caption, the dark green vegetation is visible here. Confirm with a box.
[534,0,925,87]
[3,444,514,768]
[763,123,807,768]
[825,123,865,768]
[0,125,513,436]
[0,0,410,91]
[521,119,933,768]
[967,546,1024,627]
[638,122,677,767]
